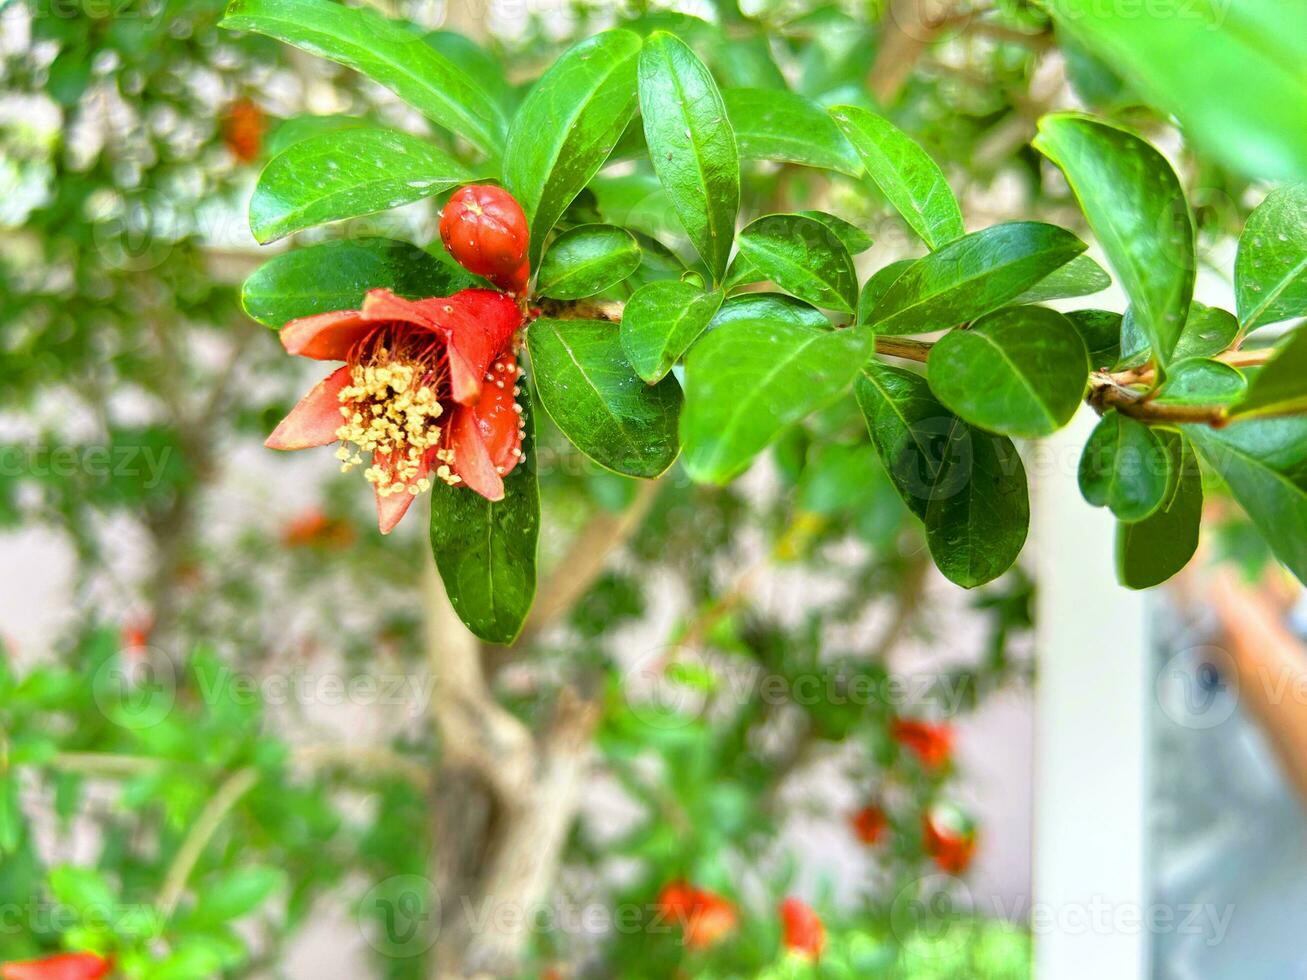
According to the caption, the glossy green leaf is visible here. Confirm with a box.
[1034,114,1194,365]
[620,281,724,382]
[241,238,476,328]
[723,88,861,176]
[681,323,873,484]
[250,127,472,243]
[799,210,874,255]
[1173,302,1239,360]
[855,363,1029,588]
[869,222,1086,335]
[430,409,539,644]
[1046,0,1307,181]
[1065,309,1122,368]
[857,259,914,324]
[1232,327,1307,418]
[503,31,642,268]
[266,113,368,157]
[528,318,681,477]
[536,224,641,299]
[1188,418,1307,583]
[424,30,517,115]
[735,213,857,312]
[221,0,507,155]
[1235,185,1307,332]
[708,293,830,332]
[1117,432,1202,590]
[829,105,964,250]
[927,306,1089,438]
[1012,254,1111,304]
[639,31,740,282]
[1153,358,1246,407]
[1078,411,1172,522]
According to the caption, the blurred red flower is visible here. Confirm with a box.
[890,717,953,769]
[1,952,112,980]
[923,804,977,875]
[779,896,824,959]
[657,880,738,949]
[849,803,887,845]
[222,98,263,163]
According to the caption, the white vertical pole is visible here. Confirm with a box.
[1031,409,1150,980]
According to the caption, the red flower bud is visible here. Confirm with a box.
[440,185,530,293]
[222,99,263,164]
[923,804,977,875]
[849,803,887,846]
[2,952,113,980]
[779,897,824,960]
[890,717,953,769]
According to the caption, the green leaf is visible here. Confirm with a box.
[49,865,116,916]
[536,224,641,299]
[430,410,540,644]
[639,31,740,282]
[503,30,642,268]
[249,127,472,244]
[1153,358,1246,407]
[1117,431,1202,590]
[869,222,1086,335]
[1046,0,1307,181]
[681,324,873,483]
[221,0,506,156]
[1034,114,1194,365]
[266,113,368,157]
[829,104,964,250]
[855,363,1029,588]
[1173,302,1239,360]
[1012,254,1111,304]
[723,88,861,176]
[620,281,724,383]
[857,259,914,324]
[192,866,286,924]
[1235,184,1307,332]
[708,293,830,332]
[424,30,517,115]
[528,318,681,477]
[735,213,857,312]
[926,306,1089,438]
[1078,411,1172,522]
[1232,326,1307,418]
[241,239,476,328]
[1065,309,1122,368]
[1188,418,1307,583]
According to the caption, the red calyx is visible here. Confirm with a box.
[656,880,738,949]
[440,185,530,294]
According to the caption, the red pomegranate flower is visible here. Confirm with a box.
[779,897,825,960]
[890,717,953,769]
[849,803,887,846]
[440,185,530,293]
[1,952,113,980]
[657,880,738,949]
[265,288,526,533]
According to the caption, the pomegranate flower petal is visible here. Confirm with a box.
[266,366,350,450]
[280,309,371,361]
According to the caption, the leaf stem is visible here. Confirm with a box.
[155,766,259,922]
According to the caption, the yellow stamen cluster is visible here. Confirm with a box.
[334,359,446,497]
